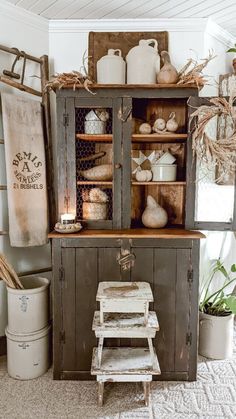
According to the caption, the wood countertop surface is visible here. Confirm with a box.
[48,228,205,239]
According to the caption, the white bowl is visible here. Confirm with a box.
[151,164,177,181]
[156,151,176,165]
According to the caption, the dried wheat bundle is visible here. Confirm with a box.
[0,253,23,289]
[45,71,95,94]
[178,51,216,88]
[190,97,236,181]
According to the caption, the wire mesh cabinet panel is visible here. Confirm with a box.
[186,96,236,231]
[56,93,125,229]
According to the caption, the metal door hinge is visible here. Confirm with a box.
[59,267,65,281]
[186,332,192,345]
[60,331,65,344]
[187,269,193,283]
[63,113,69,127]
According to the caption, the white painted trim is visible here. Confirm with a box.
[49,17,208,34]
[49,17,236,47]
[0,0,48,33]
[205,18,236,47]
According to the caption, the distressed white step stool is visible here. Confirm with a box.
[91,347,161,407]
[96,281,153,325]
[91,282,161,406]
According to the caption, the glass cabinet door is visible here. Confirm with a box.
[57,96,123,229]
[186,97,236,231]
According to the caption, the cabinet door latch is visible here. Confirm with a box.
[59,267,65,281]
[186,332,192,346]
[118,105,132,122]
[187,269,193,283]
[117,249,136,271]
[60,331,65,344]
[63,113,69,127]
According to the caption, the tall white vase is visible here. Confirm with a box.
[199,311,234,359]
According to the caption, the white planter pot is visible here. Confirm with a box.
[6,325,51,380]
[7,276,50,334]
[199,311,234,359]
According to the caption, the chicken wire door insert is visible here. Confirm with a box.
[186,97,236,231]
[75,97,123,229]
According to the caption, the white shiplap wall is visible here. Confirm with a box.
[4,0,236,36]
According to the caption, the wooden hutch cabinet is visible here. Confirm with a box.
[50,84,209,381]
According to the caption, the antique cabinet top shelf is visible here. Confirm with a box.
[48,228,205,239]
[57,84,199,98]
[59,83,198,90]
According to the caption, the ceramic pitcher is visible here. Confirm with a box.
[126,39,160,84]
[97,49,126,84]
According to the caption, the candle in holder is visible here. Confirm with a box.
[61,213,75,225]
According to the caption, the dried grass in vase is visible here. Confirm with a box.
[189,96,236,181]
[178,51,216,88]
[0,253,23,289]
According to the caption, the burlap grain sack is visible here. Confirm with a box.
[1,93,48,246]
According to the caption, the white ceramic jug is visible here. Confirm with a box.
[97,49,126,84]
[126,39,160,84]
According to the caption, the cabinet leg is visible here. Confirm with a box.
[98,382,104,407]
[143,382,150,407]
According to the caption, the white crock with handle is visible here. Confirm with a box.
[126,39,160,84]
[97,49,126,84]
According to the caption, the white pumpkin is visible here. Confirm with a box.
[135,168,152,182]
[139,123,152,134]
[153,118,166,132]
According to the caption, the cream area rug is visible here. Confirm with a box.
[0,348,235,419]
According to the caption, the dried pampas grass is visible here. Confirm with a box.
[45,71,95,94]
[45,51,95,94]
[178,50,216,88]
[0,254,23,289]
[190,96,236,181]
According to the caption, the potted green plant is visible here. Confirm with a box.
[199,259,236,359]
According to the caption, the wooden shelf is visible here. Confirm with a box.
[76,134,112,142]
[132,181,186,186]
[77,181,112,186]
[132,134,187,143]
[91,347,161,375]
[76,133,187,143]
[62,83,199,90]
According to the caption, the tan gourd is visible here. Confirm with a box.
[142,195,168,228]
[166,112,179,132]
[153,118,166,132]
[139,122,152,134]
[135,168,152,182]
[80,164,112,181]
[157,51,178,84]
